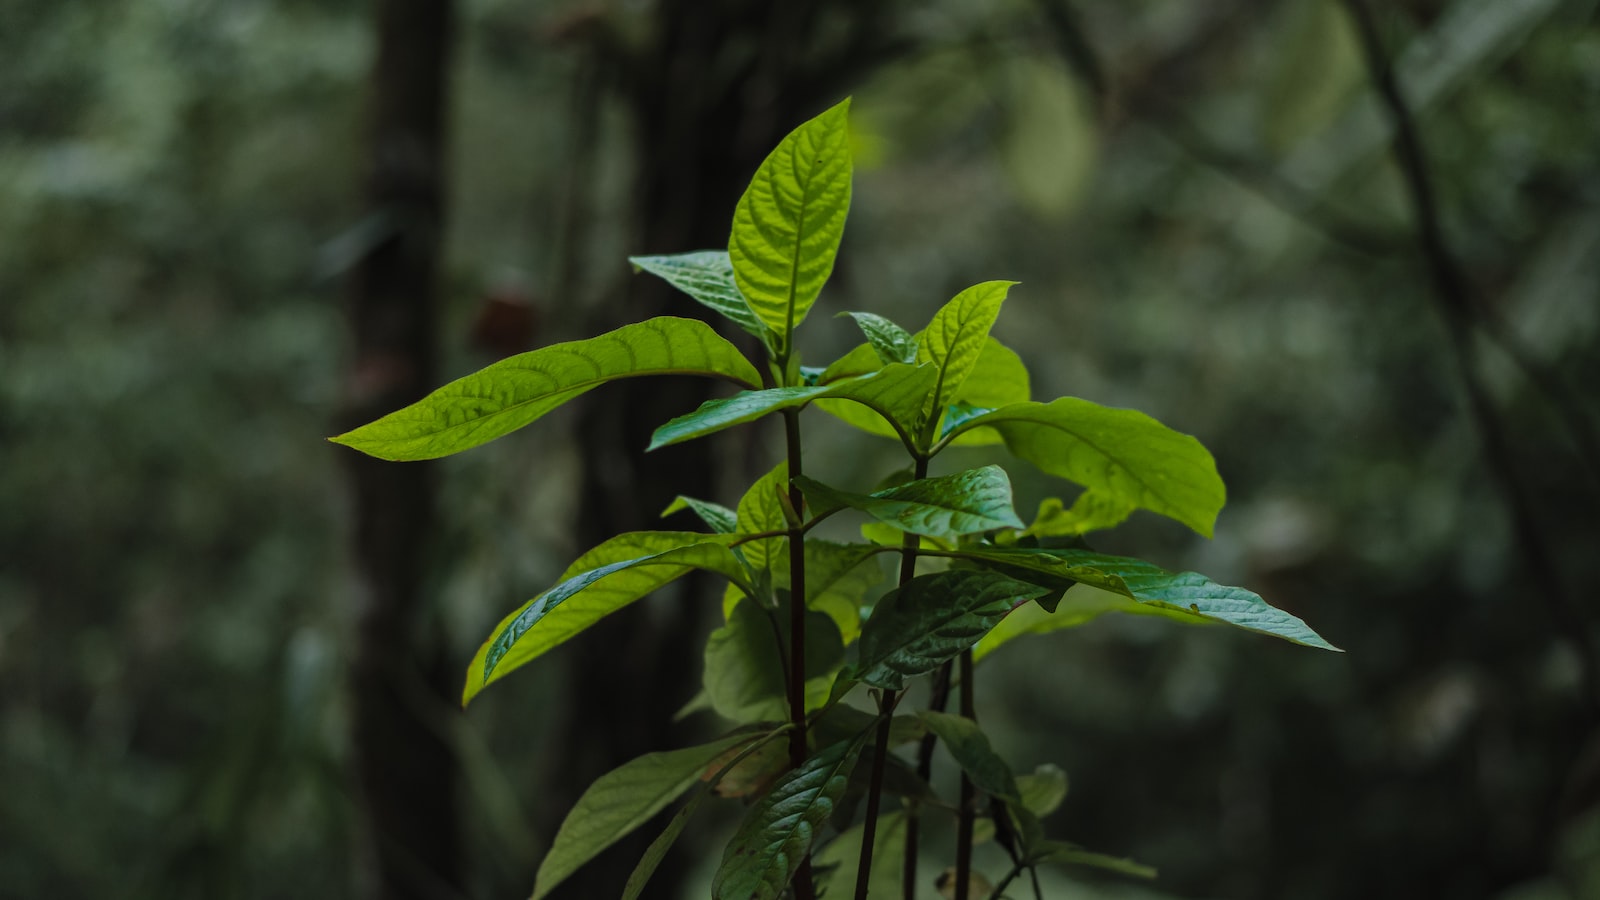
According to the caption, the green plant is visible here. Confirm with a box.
[331,98,1338,900]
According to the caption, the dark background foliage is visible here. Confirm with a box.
[3,1,1598,898]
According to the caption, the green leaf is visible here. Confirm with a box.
[810,363,938,449]
[649,364,934,451]
[917,711,1020,802]
[839,311,917,364]
[704,591,844,724]
[972,588,1126,662]
[463,532,748,704]
[712,739,862,900]
[629,251,775,348]
[330,317,761,461]
[796,466,1025,541]
[793,540,884,645]
[660,495,739,534]
[818,342,883,383]
[856,570,1049,690]
[940,337,1031,447]
[941,397,1226,537]
[1031,841,1157,879]
[1024,492,1134,538]
[952,547,1341,651]
[1016,763,1068,817]
[621,727,793,900]
[729,98,853,341]
[734,461,790,594]
[919,281,1016,415]
[814,811,906,900]
[532,731,758,899]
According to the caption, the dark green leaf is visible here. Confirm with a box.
[463,532,748,704]
[1031,841,1157,879]
[703,591,844,724]
[856,570,1049,690]
[660,495,740,533]
[712,739,862,900]
[729,98,853,340]
[953,548,1341,651]
[532,731,758,899]
[790,540,884,644]
[917,711,1020,802]
[796,466,1025,541]
[629,251,774,348]
[331,317,760,461]
[814,811,906,900]
[621,727,793,900]
[941,397,1225,537]
[839,311,918,364]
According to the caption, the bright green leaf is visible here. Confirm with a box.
[839,311,917,364]
[856,570,1049,690]
[712,739,862,900]
[973,587,1127,662]
[942,397,1225,537]
[729,98,853,341]
[331,317,761,461]
[918,281,1016,415]
[797,466,1025,541]
[811,363,938,449]
[791,540,884,645]
[463,532,748,704]
[532,731,758,899]
[629,251,775,348]
[952,547,1341,651]
[941,337,1031,447]
[734,461,790,594]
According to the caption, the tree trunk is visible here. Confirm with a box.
[338,1,460,898]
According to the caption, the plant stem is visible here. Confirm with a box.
[954,649,976,900]
[855,456,928,898]
[904,661,950,900]
[780,405,817,900]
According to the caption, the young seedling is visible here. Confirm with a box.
[332,97,1339,900]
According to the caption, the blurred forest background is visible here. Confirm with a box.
[4,0,1599,898]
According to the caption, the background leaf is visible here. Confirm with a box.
[330,317,760,460]
[703,592,844,724]
[814,811,906,900]
[532,731,758,899]
[712,739,861,900]
[944,397,1226,537]
[729,98,853,340]
[857,570,1049,690]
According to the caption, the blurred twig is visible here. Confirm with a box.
[1033,0,1407,257]
[1339,0,1600,721]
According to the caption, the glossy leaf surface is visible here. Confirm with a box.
[797,465,1024,540]
[331,317,760,461]
[712,739,861,900]
[943,397,1225,537]
[856,570,1049,690]
[629,251,773,347]
[464,532,747,704]
[729,98,852,340]
[840,311,917,364]
[660,495,739,534]
[954,548,1340,651]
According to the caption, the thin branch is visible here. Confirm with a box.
[1340,0,1600,720]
